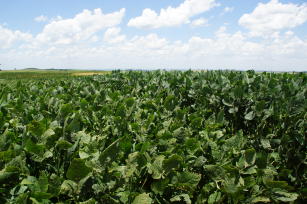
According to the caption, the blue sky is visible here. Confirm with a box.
[1,0,307,71]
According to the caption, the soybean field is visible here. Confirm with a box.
[0,70,306,203]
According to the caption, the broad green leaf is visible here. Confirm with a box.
[125,97,135,107]
[170,194,191,204]
[60,104,73,117]
[222,99,233,107]
[208,191,222,204]
[223,178,238,194]
[25,140,45,155]
[60,180,78,196]
[265,180,288,189]
[172,171,201,189]
[66,113,81,132]
[56,139,72,150]
[76,131,91,145]
[260,139,271,149]
[28,120,47,137]
[99,137,123,164]
[190,117,202,129]
[151,178,169,195]
[164,95,176,111]
[163,154,183,173]
[148,155,165,179]
[273,190,298,202]
[116,104,126,117]
[31,192,52,200]
[21,176,37,185]
[245,148,256,167]
[245,111,255,120]
[132,193,152,204]
[243,166,257,175]
[117,191,130,203]
[66,158,92,182]
[251,197,270,203]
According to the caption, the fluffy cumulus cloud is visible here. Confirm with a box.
[3,25,307,71]
[239,0,307,37]
[0,25,32,49]
[128,0,218,28]
[36,8,125,45]
[103,27,126,44]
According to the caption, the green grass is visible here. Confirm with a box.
[0,69,110,80]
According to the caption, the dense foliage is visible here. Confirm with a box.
[0,70,306,203]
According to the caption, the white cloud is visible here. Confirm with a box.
[191,18,208,27]
[103,27,126,44]
[129,34,169,50]
[220,6,234,15]
[36,8,125,45]
[239,0,307,37]
[224,7,234,13]
[127,0,218,29]
[3,26,307,71]
[1,6,307,72]
[34,15,48,22]
[0,25,32,49]
[49,16,63,22]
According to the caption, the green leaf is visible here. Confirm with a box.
[76,131,91,145]
[132,193,152,204]
[244,111,255,120]
[251,197,271,203]
[164,95,176,111]
[151,178,169,195]
[66,113,81,132]
[148,155,165,179]
[56,139,73,150]
[170,194,191,204]
[243,166,257,175]
[163,154,183,173]
[21,176,37,185]
[79,198,96,204]
[31,192,52,200]
[208,191,222,204]
[125,97,135,107]
[204,165,225,179]
[66,158,92,182]
[60,180,78,196]
[265,180,289,189]
[60,103,73,117]
[25,140,45,155]
[117,191,130,204]
[99,137,123,164]
[116,104,126,117]
[223,178,238,194]
[0,170,19,184]
[245,148,256,167]
[222,99,233,107]
[28,120,47,137]
[190,117,202,129]
[172,172,201,190]
[260,139,271,149]
[273,190,298,202]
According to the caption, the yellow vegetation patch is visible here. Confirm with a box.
[72,72,106,76]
